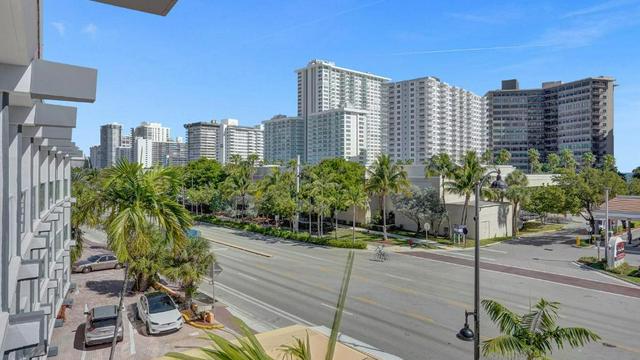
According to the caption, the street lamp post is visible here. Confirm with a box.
[457,169,507,360]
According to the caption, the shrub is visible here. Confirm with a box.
[194,215,366,249]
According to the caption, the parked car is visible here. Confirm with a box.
[136,292,183,335]
[84,304,123,346]
[73,254,121,273]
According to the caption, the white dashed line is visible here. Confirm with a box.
[384,273,415,282]
[320,302,354,316]
[128,318,136,355]
[237,272,258,281]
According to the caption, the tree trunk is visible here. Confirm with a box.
[317,212,321,238]
[462,194,470,225]
[335,209,338,241]
[382,194,388,240]
[108,262,129,360]
[352,207,356,244]
[512,202,518,238]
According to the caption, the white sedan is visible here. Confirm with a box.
[136,291,184,335]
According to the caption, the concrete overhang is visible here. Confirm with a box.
[44,213,59,222]
[9,103,77,128]
[0,0,38,66]
[92,0,178,16]
[23,125,73,140]
[14,59,97,103]
[0,311,45,354]
[18,259,41,281]
[37,222,51,233]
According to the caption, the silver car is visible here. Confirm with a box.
[84,305,123,346]
[73,254,121,273]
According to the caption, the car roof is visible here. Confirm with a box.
[145,291,171,302]
[92,305,118,320]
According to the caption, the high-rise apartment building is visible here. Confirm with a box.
[99,123,122,168]
[296,60,389,165]
[152,138,187,166]
[184,119,263,164]
[486,77,614,169]
[133,137,153,168]
[262,115,305,164]
[89,145,102,169]
[133,122,170,142]
[385,77,486,164]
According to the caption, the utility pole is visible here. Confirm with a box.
[604,188,610,262]
[295,155,301,232]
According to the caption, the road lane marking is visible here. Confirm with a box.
[215,281,314,326]
[478,248,508,254]
[320,302,354,316]
[128,319,136,355]
[352,296,377,305]
[403,311,434,324]
[384,273,415,282]
[237,272,258,281]
[447,252,496,261]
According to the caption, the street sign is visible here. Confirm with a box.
[212,262,223,277]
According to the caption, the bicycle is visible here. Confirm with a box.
[374,245,387,262]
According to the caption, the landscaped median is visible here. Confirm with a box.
[577,256,640,284]
[194,215,368,249]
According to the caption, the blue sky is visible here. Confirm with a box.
[44,0,640,171]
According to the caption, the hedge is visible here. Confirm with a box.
[194,215,367,249]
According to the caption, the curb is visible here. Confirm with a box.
[181,312,225,330]
[205,238,273,257]
[572,261,640,288]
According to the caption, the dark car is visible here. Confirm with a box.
[73,254,121,273]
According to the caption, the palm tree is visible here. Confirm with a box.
[70,168,100,263]
[163,236,215,309]
[344,184,369,244]
[426,153,455,238]
[80,160,192,360]
[482,298,600,360]
[366,154,409,240]
[581,151,595,169]
[445,151,484,225]
[559,148,576,170]
[545,153,561,173]
[527,148,542,174]
[495,149,512,165]
[505,170,529,238]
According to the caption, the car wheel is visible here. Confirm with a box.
[82,267,91,273]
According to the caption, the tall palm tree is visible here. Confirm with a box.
[527,148,542,174]
[70,168,100,263]
[344,184,369,244]
[581,151,595,169]
[482,298,600,360]
[505,170,529,238]
[80,160,192,360]
[366,154,409,240]
[426,153,455,238]
[163,236,215,309]
[445,151,484,225]
[495,149,512,165]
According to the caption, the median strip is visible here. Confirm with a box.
[205,238,273,257]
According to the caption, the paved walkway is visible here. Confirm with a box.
[401,251,640,298]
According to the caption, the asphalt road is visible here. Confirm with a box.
[195,223,640,360]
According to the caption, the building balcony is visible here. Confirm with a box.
[14,59,97,103]
[0,311,46,357]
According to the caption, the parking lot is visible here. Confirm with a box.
[50,240,233,359]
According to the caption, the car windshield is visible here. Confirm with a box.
[148,295,176,314]
[87,255,101,262]
[90,317,116,329]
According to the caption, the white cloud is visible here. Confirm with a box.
[561,0,638,18]
[82,23,98,39]
[51,22,65,36]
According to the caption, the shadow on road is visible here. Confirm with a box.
[224,228,331,250]
[85,280,123,298]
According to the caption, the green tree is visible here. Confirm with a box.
[527,148,542,174]
[481,149,493,165]
[127,231,166,292]
[482,298,600,360]
[256,167,297,228]
[163,236,215,309]
[602,154,616,172]
[70,168,100,263]
[182,157,225,189]
[366,154,409,240]
[559,148,576,170]
[632,166,640,180]
[425,153,455,237]
[504,170,529,237]
[344,184,369,244]
[392,186,444,236]
[445,151,484,225]
[495,149,512,165]
[555,166,627,233]
[545,153,561,173]
[523,185,566,224]
[581,151,595,169]
[629,178,640,195]
[80,160,192,359]
[222,155,258,219]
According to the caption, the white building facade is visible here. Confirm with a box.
[386,77,487,165]
[262,115,304,164]
[133,122,170,143]
[133,137,153,168]
[0,0,176,357]
[184,119,263,164]
[296,60,389,166]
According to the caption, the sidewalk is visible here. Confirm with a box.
[347,225,446,249]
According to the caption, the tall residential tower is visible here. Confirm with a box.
[296,60,389,166]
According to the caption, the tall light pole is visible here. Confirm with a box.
[604,187,610,261]
[295,155,301,232]
[457,169,507,360]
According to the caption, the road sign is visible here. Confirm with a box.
[212,262,223,277]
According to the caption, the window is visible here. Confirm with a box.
[20,191,25,234]
[49,181,54,206]
[39,183,45,214]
